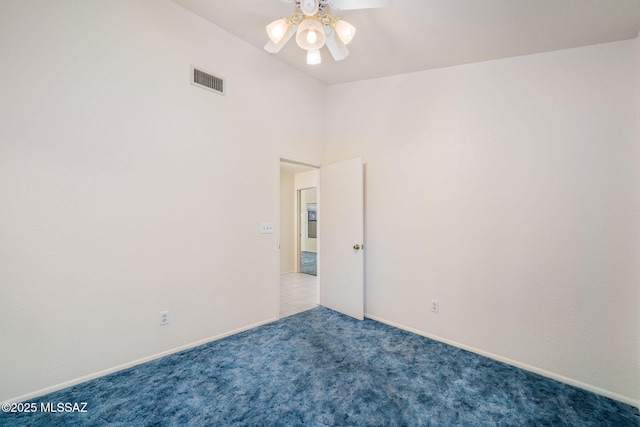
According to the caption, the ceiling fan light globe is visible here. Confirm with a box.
[307,29,318,44]
[296,18,326,50]
[307,49,322,65]
[335,19,356,45]
[266,19,289,44]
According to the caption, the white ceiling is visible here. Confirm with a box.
[172,0,640,85]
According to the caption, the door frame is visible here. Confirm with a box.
[277,157,320,319]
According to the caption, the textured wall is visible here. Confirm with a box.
[0,0,324,401]
[326,40,640,405]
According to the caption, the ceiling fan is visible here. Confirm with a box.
[265,0,391,65]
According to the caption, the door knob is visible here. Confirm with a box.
[353,244,361,250]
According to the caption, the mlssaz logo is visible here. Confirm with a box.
[40,402,88,413]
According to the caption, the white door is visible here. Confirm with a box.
[319,157,364,320]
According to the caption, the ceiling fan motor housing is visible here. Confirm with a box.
[297,0,330,15]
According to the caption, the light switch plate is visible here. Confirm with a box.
[160,311,169,325]
[261,223,274,234]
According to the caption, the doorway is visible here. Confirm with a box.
[278,157,365,320]
[279,160,319,318]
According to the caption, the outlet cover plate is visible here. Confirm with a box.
[431,300,439,313]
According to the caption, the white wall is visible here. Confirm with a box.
[0,0,324,402]
[326,40,640,405]
[279,169,296,273]
[295,169,319,190]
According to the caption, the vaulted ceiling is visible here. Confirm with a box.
[171,0,640,85]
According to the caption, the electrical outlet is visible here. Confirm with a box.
[261,223,274,234]
[431,300,440,313]
[160,311,169,325]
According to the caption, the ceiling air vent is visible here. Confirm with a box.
[191,65,225,96]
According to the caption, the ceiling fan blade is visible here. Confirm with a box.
[324,25,349,61]
[264,25,296,53]
[329,0,390,10]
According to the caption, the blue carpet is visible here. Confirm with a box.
[300,251,317,276]
[2,307,638,426]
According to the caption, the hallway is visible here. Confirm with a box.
[279,273,318,318]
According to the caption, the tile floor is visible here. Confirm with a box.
[279,273,318,318]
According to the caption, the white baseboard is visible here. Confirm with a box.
[8,313,639,411]
[364,312,640,410]
[6,317,278,404]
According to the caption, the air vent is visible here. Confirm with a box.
[191,65,225,96]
